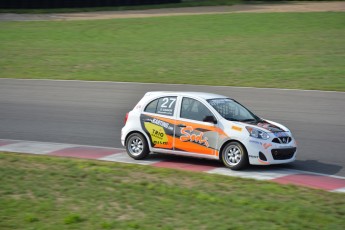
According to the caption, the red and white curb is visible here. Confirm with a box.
[1,139,345,193]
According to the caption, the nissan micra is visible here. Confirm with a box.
[121,92,297,170]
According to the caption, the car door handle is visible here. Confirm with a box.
[144,119,151,122]
[177,124,186,128]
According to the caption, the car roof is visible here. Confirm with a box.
[144,91,229,100]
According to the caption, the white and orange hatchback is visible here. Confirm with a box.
[121,92,297,170]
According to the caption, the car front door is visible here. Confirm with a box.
[174,97,219,157]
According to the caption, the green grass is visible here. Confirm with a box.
[0,0,242,14]
[0,152,344,229]
[0,12,344,91]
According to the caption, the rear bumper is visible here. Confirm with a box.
[121,128,126,147]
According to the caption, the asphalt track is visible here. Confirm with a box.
[0,78,344,176]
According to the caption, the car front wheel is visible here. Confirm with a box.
[125,133,149,160]
[221,141,248,170]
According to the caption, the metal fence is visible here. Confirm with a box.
[0,0,181,9]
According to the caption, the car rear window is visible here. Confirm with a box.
[144,96,177,116]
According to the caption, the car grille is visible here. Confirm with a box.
[271,147,296,160]
[272,137,291,144]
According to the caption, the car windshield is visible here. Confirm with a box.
[207,98,260,122]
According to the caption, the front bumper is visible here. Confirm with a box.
[245,137,297,165]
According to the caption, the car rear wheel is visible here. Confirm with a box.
[126,133,149,160]
[221,141,248,170]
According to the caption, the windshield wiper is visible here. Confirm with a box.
[225,117,240,121]
[236,118,261,124]
[226,118,259,123]
[240,119,256,122]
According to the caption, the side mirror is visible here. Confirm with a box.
[203,115,217,124]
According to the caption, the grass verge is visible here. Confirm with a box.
[0,12,344,91]
[0,152,344,229]
[0,0,242,14]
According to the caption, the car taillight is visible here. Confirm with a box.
[124,113,129,124]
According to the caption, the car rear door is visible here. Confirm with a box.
[140,96,177,151]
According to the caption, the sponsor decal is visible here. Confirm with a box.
[277,145,294,149]
[208,99,228,106]
[257,123,270,129]
[262,143,272,149]
[256,121,284,132]
[249,140,262,145]
[231,126,242,132]
[180,126,209,147]
[258,158,270,165]
[140,114,175,149]
[151,118,173,131]
[144,123,168,145]
[274,132,289,138]
[249,155,258,158]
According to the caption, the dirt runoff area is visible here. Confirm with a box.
[0,1,344,21]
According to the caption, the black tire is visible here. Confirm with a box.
[221,141,248,170]
[125,133,150,160]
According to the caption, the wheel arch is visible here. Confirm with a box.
[218,139,248,161]
[125,130,151,150]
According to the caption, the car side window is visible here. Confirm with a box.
[144,99,158,113]
[144,97,177,116]
[180,97,213,122]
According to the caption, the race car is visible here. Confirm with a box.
[121,91,297,170]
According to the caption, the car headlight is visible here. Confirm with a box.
[246,126,270,140]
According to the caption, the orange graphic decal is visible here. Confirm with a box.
[262,143,272,149]
[180,126,209,147]
[232,126,242,132]
[258,158,270,165]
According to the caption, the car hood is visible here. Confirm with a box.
[231,119,289,133]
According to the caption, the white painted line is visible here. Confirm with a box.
[0,141,76,155]
[0,78,343,94]
[100,152,162,165]
[333,187,345,193]
[283,168,345,180]
[208,168,299,180]
[0,139,124,151]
